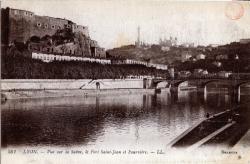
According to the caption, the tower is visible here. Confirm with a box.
[136,26,141,47]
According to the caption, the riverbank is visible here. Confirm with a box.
[1,88,157,100]
[1,78,159,100]
[1,79,150,90]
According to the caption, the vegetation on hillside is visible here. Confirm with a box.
[176,59,250,73]
[1,54,167,79]
[107,45,179,64]
[107,42,250,73]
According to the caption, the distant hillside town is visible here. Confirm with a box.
[108,26,250,78]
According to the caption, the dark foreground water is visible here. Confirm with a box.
[2,87,250,150]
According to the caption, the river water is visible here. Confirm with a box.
[1,87,250,151]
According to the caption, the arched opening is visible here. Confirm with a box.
[235,81,250,103]
[202,80,220,88]
[41,35,52,41]
[156,81,169,89]
[30,36,40,43]
[202,80,229,103]
[174,80,188,88]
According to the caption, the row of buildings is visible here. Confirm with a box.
[181,52,206,62]
[31,52,168,70]
[181,52,241,63]
[32,52,111,64]
[178,69,234,78]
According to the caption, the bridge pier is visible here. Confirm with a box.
[170,86,179,102]
[235,86,240,103]
[197,85,207,103]
[230,86,241,104]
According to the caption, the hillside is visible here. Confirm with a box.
[107,45,180,65]
[107,43,250,73]
[1,50,167,79]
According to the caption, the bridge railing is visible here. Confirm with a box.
[164,76,250,81]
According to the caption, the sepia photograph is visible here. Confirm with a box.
[1,0,250,163]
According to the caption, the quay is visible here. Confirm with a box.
[1,88,157,100]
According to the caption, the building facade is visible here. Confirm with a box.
[196,53,206,60]
[181,51,192,62]
[1,7,105,58]
[32,52,111,64]
[240,39,250,44]
[1,7,89,44]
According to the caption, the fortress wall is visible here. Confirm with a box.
[1,8,10,44]
[5,8,90,44]
[31,16,65,38]
[73,25,89,37]
[8,8,34,43]
[2,7,105,59]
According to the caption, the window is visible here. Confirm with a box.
[44,24,48,28]
[14,10,18,15]
[51,25,55,29]
[37,22,42,27]
[30,13,33,17]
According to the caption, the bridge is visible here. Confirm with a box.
[151,78,250,103]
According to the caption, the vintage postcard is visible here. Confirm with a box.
[1,0,250,163]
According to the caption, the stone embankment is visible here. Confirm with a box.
[1,79,156,100]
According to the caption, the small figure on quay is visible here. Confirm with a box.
[96,82,100,90]
[206,113,210,118]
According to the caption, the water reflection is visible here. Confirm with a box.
[2,87,250,149]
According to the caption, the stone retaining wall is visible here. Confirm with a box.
[1,79,149,90]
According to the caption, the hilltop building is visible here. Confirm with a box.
[1,7,105,58]
[135,26,141,48]
[181,51,192,62]
[196,53,206,60]
[216,54,228,60]
[180,42,195,48]
[240,39,250,44]
[159,36,177,47]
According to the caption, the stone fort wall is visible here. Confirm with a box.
[1,7,105,58]
[3,7,89,44]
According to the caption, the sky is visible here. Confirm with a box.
[2,0,250,49]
